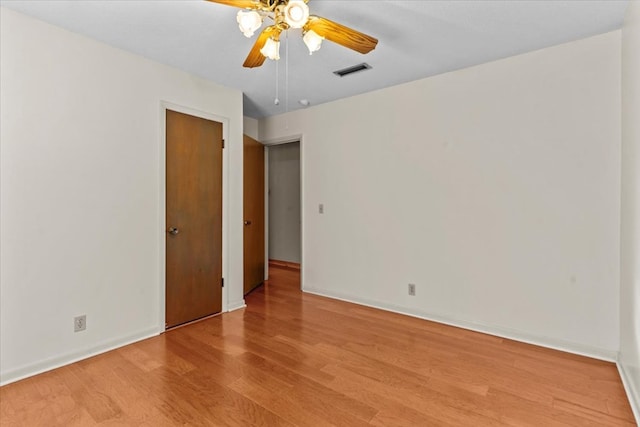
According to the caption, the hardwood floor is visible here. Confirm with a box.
[268,259,301,271]
[1,266,636,426]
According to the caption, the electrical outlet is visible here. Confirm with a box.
[74,315,86,332]
[408,283,416,296]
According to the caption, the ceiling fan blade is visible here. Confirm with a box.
[305,16,378,55]
[204,0,260,9]
[243,26,279,68]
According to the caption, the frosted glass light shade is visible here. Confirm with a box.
[260,37,280,60]
[303,30,323,54]
[237,10,262,37]
[283,0,309,29]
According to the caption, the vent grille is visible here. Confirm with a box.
[333,63,372,77]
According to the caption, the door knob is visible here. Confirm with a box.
[244,220,252,226]
[168,227,179,235]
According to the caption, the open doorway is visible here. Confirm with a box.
[267,141,301,276]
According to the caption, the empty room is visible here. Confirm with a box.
[1,0,639,425]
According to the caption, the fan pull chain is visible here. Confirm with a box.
[285,30,289,129]
[285,30,289,113]
[274,55,279,105]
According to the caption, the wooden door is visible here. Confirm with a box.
[243,135,265,295]
[166,110,223,329]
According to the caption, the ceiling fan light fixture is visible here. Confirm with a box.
[303,29,323,54]
[283,0,309,29]
[237,10,262,38]
[260,37,280,60]
[207,0,378,68]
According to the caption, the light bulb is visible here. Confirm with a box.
[237,10,262,38]
[283,0,309,29]
[303,29,323,54]
[260,37,280,60]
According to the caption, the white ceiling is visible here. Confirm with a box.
[1,0,630,118]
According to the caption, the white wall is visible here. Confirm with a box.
[0,8,245,384]
[620,0,640,418]
[268,142,301,263]
[260,31,621,359]
[244,116,259,140]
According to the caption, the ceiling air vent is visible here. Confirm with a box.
[333,63,372,77]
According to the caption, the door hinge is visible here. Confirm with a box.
[221,277,224,288]
[222,139,225,149]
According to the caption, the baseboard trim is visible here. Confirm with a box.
[227,299,246,312]
[0,326,160,387]
[302,287,618,362]
[617,360,640,424]
[2,301,248,386]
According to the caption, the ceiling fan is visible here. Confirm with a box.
[206,0,378,68]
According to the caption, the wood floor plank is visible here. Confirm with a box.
[228,377,333,427]
[0,266,635,426]
[227,336,336,384]
[324,362,504,426]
